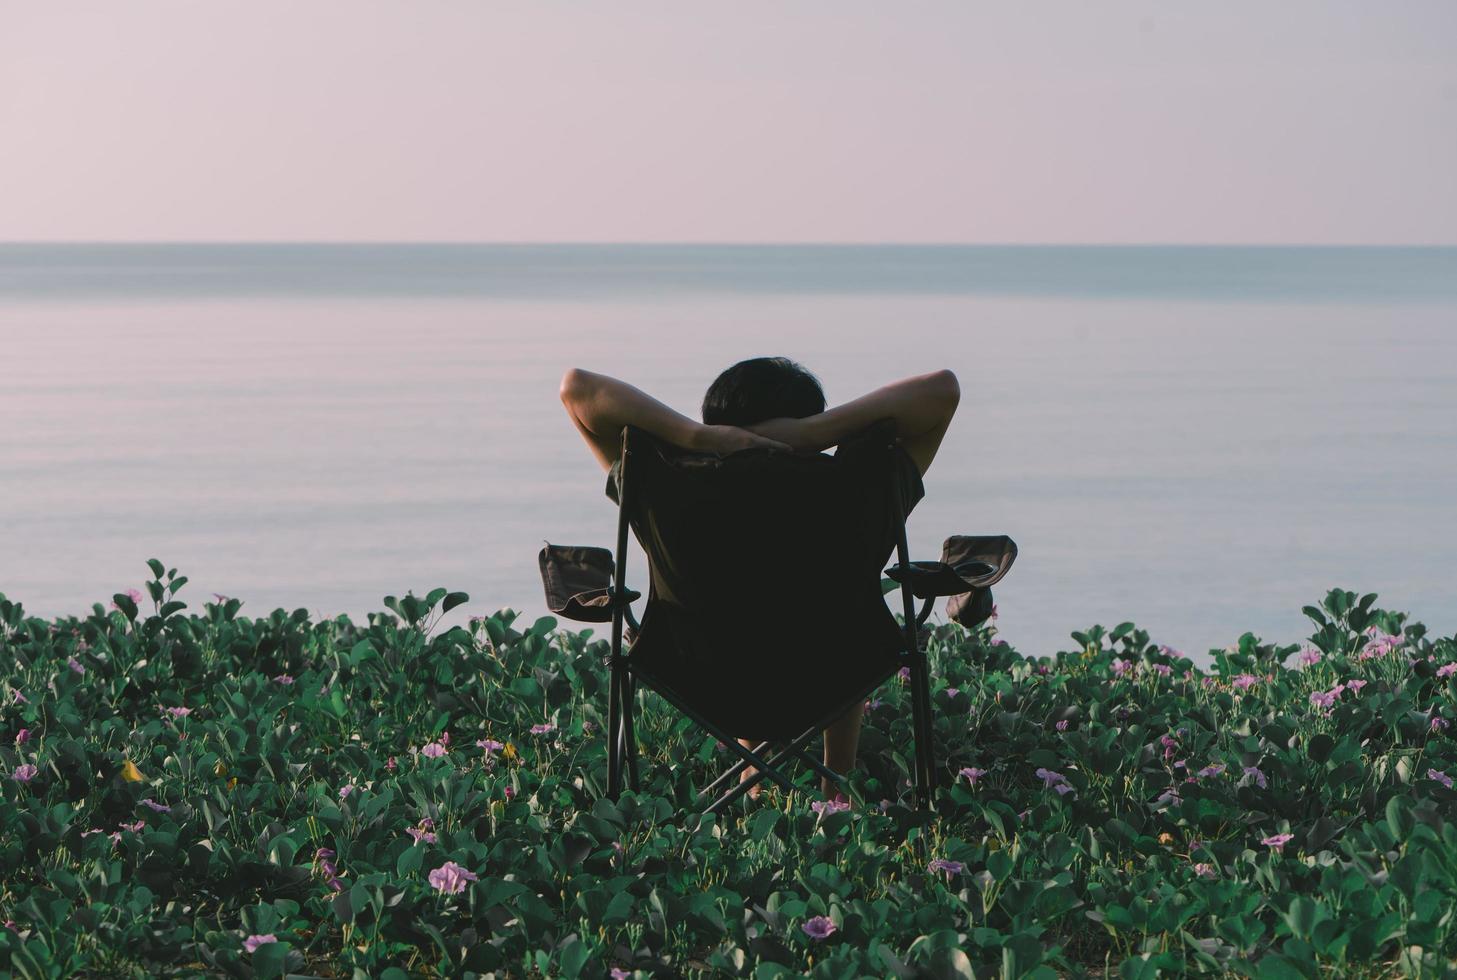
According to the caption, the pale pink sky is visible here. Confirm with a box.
[2,1,1454,243]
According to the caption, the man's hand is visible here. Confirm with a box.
[744,417,824,454]
[695,425,793,456]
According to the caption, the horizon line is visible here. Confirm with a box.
[3,240,1456,249]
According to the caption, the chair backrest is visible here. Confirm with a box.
[611,423,915,739]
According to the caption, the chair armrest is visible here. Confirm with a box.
[884,535,1017,626]
[538,544,641,623]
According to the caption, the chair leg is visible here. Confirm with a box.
[607,662,623,800]
[911,650,937,809]
[622,673,641,793]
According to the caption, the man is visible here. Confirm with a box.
[560,357,960,799]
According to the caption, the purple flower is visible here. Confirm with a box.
[273,674,295,685]
[475,738,504,753]
[611,970,631,980]
[1262,833,1294,851]
[406,819,437,844]
[1428,769,1454,789]
[12,764,38,783]
[14,729,30,746]
[1035,767,1071,792]
[1437,663,1457,678]
[945,687,959,698]
[928,858,964,877]
[529,723,556,735]
[1055,720,1069,731]
[11,690,27,704]
[428,861,479,894]
[140,798,171,813]
[67,658,86,675]
[212,593,231,603]
[420,742,447,758]
[118,820,145,833]
[898,666,911,680]
[959,766,987,785]
[1232,674,1259,690]
[1346,678,1367,694]
[165,706,191,719]
[1242,766,1268,789]
[1155,786,1182,807]
[1152,663,1172,678]
[1297,648,1323,667]
[801,915,837,940]
[811,799,851,817]
[863,698,882,714]
[338,783,357,799]
[242,934,277,953]
[1309,690,1337,710]
[1111,658,1131,676]
[1193,862,1216,879]
[1160,734,1178,759]
[1196,763,1226,779]
[1053,783,1075,796]
[1432,717,1450,733]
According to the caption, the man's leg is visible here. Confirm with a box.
[822,704,864,798]
[738,738,763,799]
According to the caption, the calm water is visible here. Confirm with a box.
[3,244,1455,661]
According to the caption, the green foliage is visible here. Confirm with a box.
[1,570,1454,977]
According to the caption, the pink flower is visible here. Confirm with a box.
[11,690,27,704]
[1196,763,1226,779]
[1437,663,1457,678]
[1431,717,1450,733]
[1346,679,1367,694]
[1309,690,1337,709]
[989,604,998,621]
[1160,734,1178,760]
[611,970,631,980]
[14,729,30,746]
[1193,862,1216,878]
[475,738,504,753]
[1035,767,1072,794]
[529,723,556,735]
[165,707,191,719]
[406,819,437,844]
[1297,648,1323,667]
[1243,766,1268,789]
[67,658,86,675]
[898,666,911,680]
[1232,674,1258,690]
[212,593,231,603]
[420,742,447,758]
[801,915,837,940]
[504,785,515,801]
[1428,769,1454,789]
[338,783,356,799]
[140,798,171,813]
[427,860,478,894]
[959,766,987,785]
[811,799,851,817]
[1262,833,1294,851]
[119,820,145,833]
[242,934,276,953]
[12,764,38,783]
[1152,663,1172,678]
[1055,720,1069,732]
[946,687,960,698]
[273,674,295,685]
[1111,658,1131,676]
[928,858,964,877]
[386,756,397,771]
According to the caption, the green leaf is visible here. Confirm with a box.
[159,600,186,618]
[442,591,470,614]
[252,940,288,980]
[146,558,165,579]
[987,850,1013,881]
[111,593,138,621]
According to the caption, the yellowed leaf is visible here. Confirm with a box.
[121,759,144,782]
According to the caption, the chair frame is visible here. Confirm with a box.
[602,427,941,814]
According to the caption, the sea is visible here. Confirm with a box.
[2,244,1455,663]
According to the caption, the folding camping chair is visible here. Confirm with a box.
[539,422,1016,814]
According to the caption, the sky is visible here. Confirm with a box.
[1,1,1454,244]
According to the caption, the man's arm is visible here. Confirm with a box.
[747,370,960,475]
[560,368,790,472]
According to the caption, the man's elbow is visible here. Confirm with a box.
[931,369,960,414]
[559,367,593,408]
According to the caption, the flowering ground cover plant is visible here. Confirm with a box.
[1,563,1454,977]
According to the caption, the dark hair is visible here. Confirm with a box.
[701,356,825,427]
